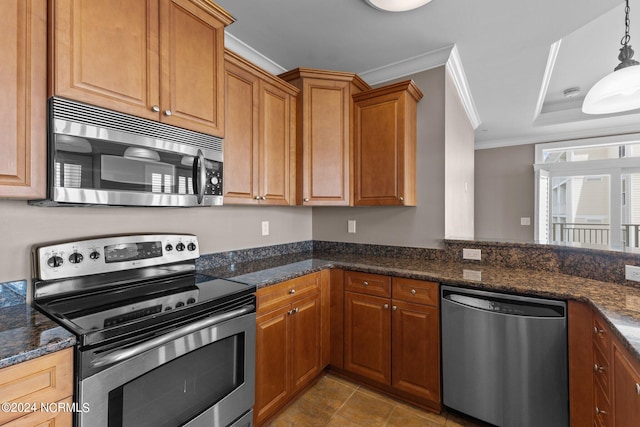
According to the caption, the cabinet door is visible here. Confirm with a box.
[223,59,260,203]
[159,0,226,136]
[290,293,322,393]
[612,341,640,427]
[51,0,160,121]
[301,79,351,205]
[344,291,391,384]
[353,81,421,206]
[255,305,291,425]
[3,397,73,427]
[258,81,293,205]
[354,93,403,206]
[0,0,46,198]
[392,300,440,404]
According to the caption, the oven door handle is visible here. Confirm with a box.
[90,305,255,368]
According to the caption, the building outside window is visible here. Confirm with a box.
[534,135,640,251]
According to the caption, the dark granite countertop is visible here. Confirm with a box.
[0,284,76,369]
[201,252,640,364]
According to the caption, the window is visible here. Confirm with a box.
[535,134,640,251]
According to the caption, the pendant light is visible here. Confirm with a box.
[583,0,640,114]
[365,0,432,12]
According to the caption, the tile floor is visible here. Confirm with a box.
[266,373,492,427]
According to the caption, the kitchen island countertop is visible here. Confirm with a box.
[201,251,640,364]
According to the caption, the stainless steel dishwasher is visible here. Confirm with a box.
[441,285,568,427]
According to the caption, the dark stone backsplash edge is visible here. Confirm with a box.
[199,239,640,288]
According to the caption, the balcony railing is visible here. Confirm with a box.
[552,223,640,248]
[552,223,610,246]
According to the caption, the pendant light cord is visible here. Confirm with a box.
[622,0,632,47]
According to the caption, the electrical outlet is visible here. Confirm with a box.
[520,217,531,226]
[348,220,356,234]
[625,265,640,282]
[261,221,269,236]
[463,269,482,281]
[463,248,482,261]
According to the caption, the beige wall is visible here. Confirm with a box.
[474,144,535,241]
[0,200,312,285]
[444,70,475,239]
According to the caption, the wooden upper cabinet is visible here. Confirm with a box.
[0,0,47,199]
[353,80,423,206]
[50,0,232,136]
[223,50,298,205]
[279,68,371,206]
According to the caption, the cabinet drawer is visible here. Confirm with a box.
[256,272,321,314]
[344,271,391,297]
[593,315,611,355]
[0,348,73,425]
[593,381,611,427]
[392,277,438,306]
[593,343,610,398]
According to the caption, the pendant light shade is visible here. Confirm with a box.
[583,0,640,114]
[582,64,640,114]
[365,0,432,12]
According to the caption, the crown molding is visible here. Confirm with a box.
[222,35,481,130]
[359,44,481,130]
[223,31,287,75]
[358,45,454,85]
[445,45,482,129]
[475,119,640,150]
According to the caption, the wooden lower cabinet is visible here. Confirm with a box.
[568,301,640,427]
[344,291,391,384]
[342,272,440,411]
[0,348,73,426]
[254,271,329,426]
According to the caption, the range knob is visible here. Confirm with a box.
[47,255,64,268]
[175,301,185,308]
[210,176,219,185]
[165,244,173,252]
[187,242,197,251]
[176,243,185,252]
[89,251,100,260]
[69,252,84,264]
[187,298,196,304]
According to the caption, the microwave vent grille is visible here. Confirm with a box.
[51,97,222,153]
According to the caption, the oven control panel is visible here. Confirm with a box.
[33,234,200,281]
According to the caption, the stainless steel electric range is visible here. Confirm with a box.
[32,234,256,427]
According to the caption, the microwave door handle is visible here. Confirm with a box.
[192,149,206,204]
[90,304,255,368]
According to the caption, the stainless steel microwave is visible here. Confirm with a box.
[30,97,223,207]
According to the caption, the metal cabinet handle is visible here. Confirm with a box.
[595,407,607,415]
[294,307,300,313]
[254,196,261,200]
[383,304,389,309]
[411,289,416,295]
[399,197,404,201]
[392,305,397,311]
[363,281,369,287]
[260,196,266,200]
[594,327,605,334]
[152,105,160,112]
[288,310,293,315]
[289,289,295,295]
[594,364,606,373]
[91,305,255,368]
[164,109,172,116]
[304,198,310,202]
[636,383,640,395]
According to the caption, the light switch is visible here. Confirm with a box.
[261,221,269,236]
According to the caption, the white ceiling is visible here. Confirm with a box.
[215,0,640,148]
